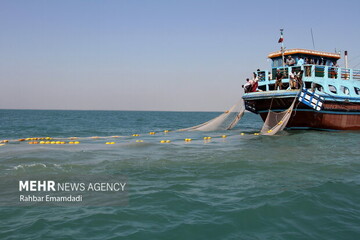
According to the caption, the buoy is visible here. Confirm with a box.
[18,139,25,142]
[51,141,56,144]
[204,137,212,140]
[222,135,227,138]
[254,133,260,135]
[166,140,171,143]
[40,141,45,144]
[164,130,169,133]
[149,132,156,135]
[185,138,192,142]
[105,142,115,144]
[240,133,245,135]
[160,140,166,143]
[136,140,144,143]
[74,141,80,144]
[132,134,140,137]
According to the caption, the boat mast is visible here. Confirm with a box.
[279,29,285,67]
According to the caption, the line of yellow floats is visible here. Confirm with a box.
[0,130,261,146]
[28,141,80,145]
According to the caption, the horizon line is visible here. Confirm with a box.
[0,108,225,113]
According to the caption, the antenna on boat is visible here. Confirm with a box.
[311,28,316,50]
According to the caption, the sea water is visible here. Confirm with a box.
[0,109,360,239]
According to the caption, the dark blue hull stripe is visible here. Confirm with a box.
[258,108,360,115]
[285,127,340,131]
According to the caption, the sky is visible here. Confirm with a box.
[1,0,360,111]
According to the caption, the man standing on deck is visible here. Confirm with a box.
[285,55,295,66]
[297,57,304,66]
[275,69,284,90]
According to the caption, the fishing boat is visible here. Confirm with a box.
[242,47,360,130]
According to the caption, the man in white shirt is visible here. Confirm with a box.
[297,57,304,66]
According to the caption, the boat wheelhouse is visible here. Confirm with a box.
[243,48,360,130]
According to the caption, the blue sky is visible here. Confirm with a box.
[1,0,360,111]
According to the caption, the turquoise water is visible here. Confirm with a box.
[1,109,360,239]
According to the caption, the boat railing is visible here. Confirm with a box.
[256,65,360,92]
[353,69,360,80]
[341,68,351,80]
[262,65,360,81]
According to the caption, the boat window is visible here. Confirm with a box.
[291,66,301,74]
[315,66,325,77]
[280,68,288,78]
[272,58,283,68]
[328,67,338,79]
[354,87,360,95]
[272,68,277,80]
[340,86,350,95]
[304,66,312,77]
[328,85,337,94]
[258,71,266,81]
[314,84,324,92]
[272,68,288,79]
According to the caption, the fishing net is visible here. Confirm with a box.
[260,99,296,135]
[178,100,245,131]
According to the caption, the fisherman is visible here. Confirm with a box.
[289,70,297,89]
[275,69,284,90]
[297,57,304,66]
[243,78,251,93]
[296,70,304,89]
[285,55,295,66]
[250,72,259,92]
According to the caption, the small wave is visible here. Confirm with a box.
[13,163,47,170]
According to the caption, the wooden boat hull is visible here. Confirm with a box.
[243,91,360,130]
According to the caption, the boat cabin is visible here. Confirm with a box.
[255,49,360,98]
[269,49,340,68]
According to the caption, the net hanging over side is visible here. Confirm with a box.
[260,98,296,135]
[177,100,245,131]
